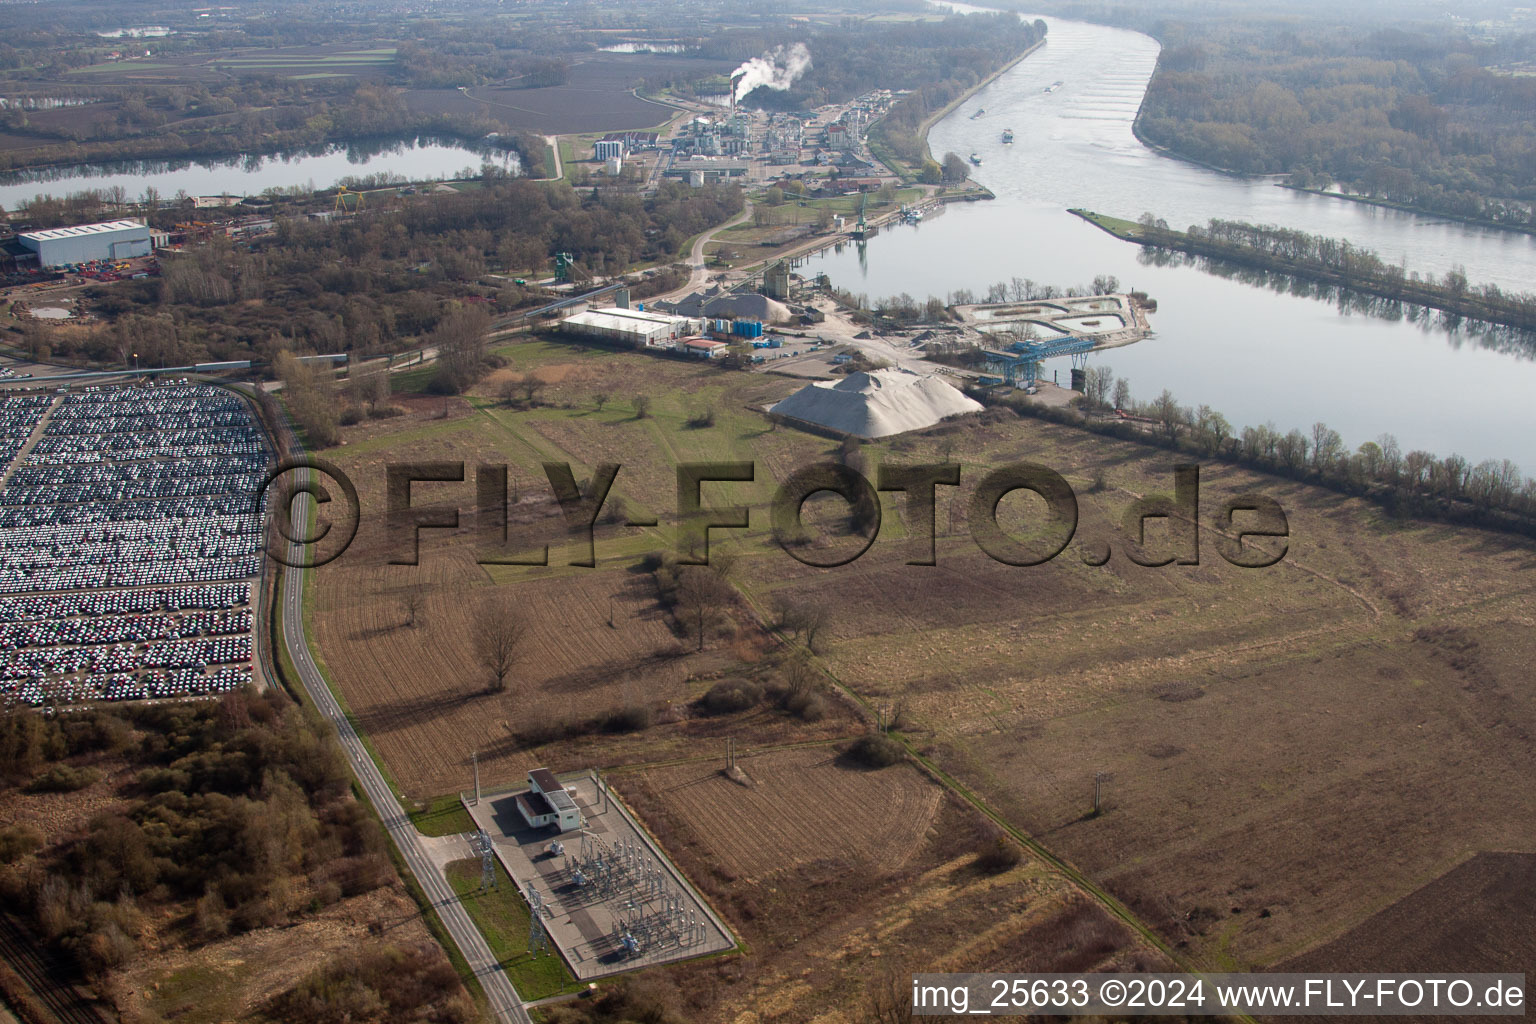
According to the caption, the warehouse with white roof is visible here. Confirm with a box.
[18,220,153,267]
[560,306,700,348]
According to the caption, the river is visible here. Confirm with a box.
[804,13,1536,468]
[0,139,516,210]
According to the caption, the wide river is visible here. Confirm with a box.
[804,13,1536,468]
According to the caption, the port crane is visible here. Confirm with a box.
[982,336,1095,389]
[849,192,869,239]
[334,184,365,213]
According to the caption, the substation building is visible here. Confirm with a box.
[515,768,586,833]
[18,219,154,267]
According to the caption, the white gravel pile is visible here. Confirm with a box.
[769,368,983,438]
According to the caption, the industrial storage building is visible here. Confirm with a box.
[18,220,154,267]
[682,338,727,359]
[515,768,585,833]
[560,306,699,348]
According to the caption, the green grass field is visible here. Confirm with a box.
[444,859,585,1001]
[410,793,477,837]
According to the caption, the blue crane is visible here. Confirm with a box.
[982,336,1095,388]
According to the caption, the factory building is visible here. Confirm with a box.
[560,306,700,348]
[594,139,625,161]
[18,220,154,267]
[672,158,753,185]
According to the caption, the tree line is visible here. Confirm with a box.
[1015,367,1536,538]
[1108,212,1536,331]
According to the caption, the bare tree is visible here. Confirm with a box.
[471,593,529,693]
[1153,389,1186,443]
[1084,365,1114,409]
[348,365,389,413]
[400,585,426,629]
[433,306,492,394]
[1277,429,1310,472]
[1091,273,1120,295]
[519,373,546,406]
[1112,377,1131,411]
[1193,404,1231,455]
[593,392,610,413]
[1310,421,1343,474]
[632,395,651,419]
[675,567,732,652]
[861,967,914,1024]
[774,594,832,653]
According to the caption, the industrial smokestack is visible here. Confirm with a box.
[730,70,745,116]
[728,43,812,112]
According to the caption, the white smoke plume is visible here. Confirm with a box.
[730,43,812,100]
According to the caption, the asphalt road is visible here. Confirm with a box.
[275,458,533,1024]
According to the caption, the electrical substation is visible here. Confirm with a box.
[464,770,735,980]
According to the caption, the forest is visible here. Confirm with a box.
[23,179,741,368]
[0,689,474,1021]
[1126,9,1536,227]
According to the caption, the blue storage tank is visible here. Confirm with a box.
[731,320,763,339]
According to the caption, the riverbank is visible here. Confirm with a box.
[1276,184,1536,239]
[871,35,1045,181]
[913,37,1045,168]
[1070,208,1536,332]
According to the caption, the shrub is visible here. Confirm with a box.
[685,407,716,429]
[975,835,1023,874]
[339,405,363,426]
[27,764,102,793]
[783,691,827,721]
[844,733,904,768]
[272,944,473,1024]
[600,705,652,733]
[700,679,763,715]
[0,825,42,864]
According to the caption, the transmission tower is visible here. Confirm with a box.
[527,884,549,954]
[470,829,497,890]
